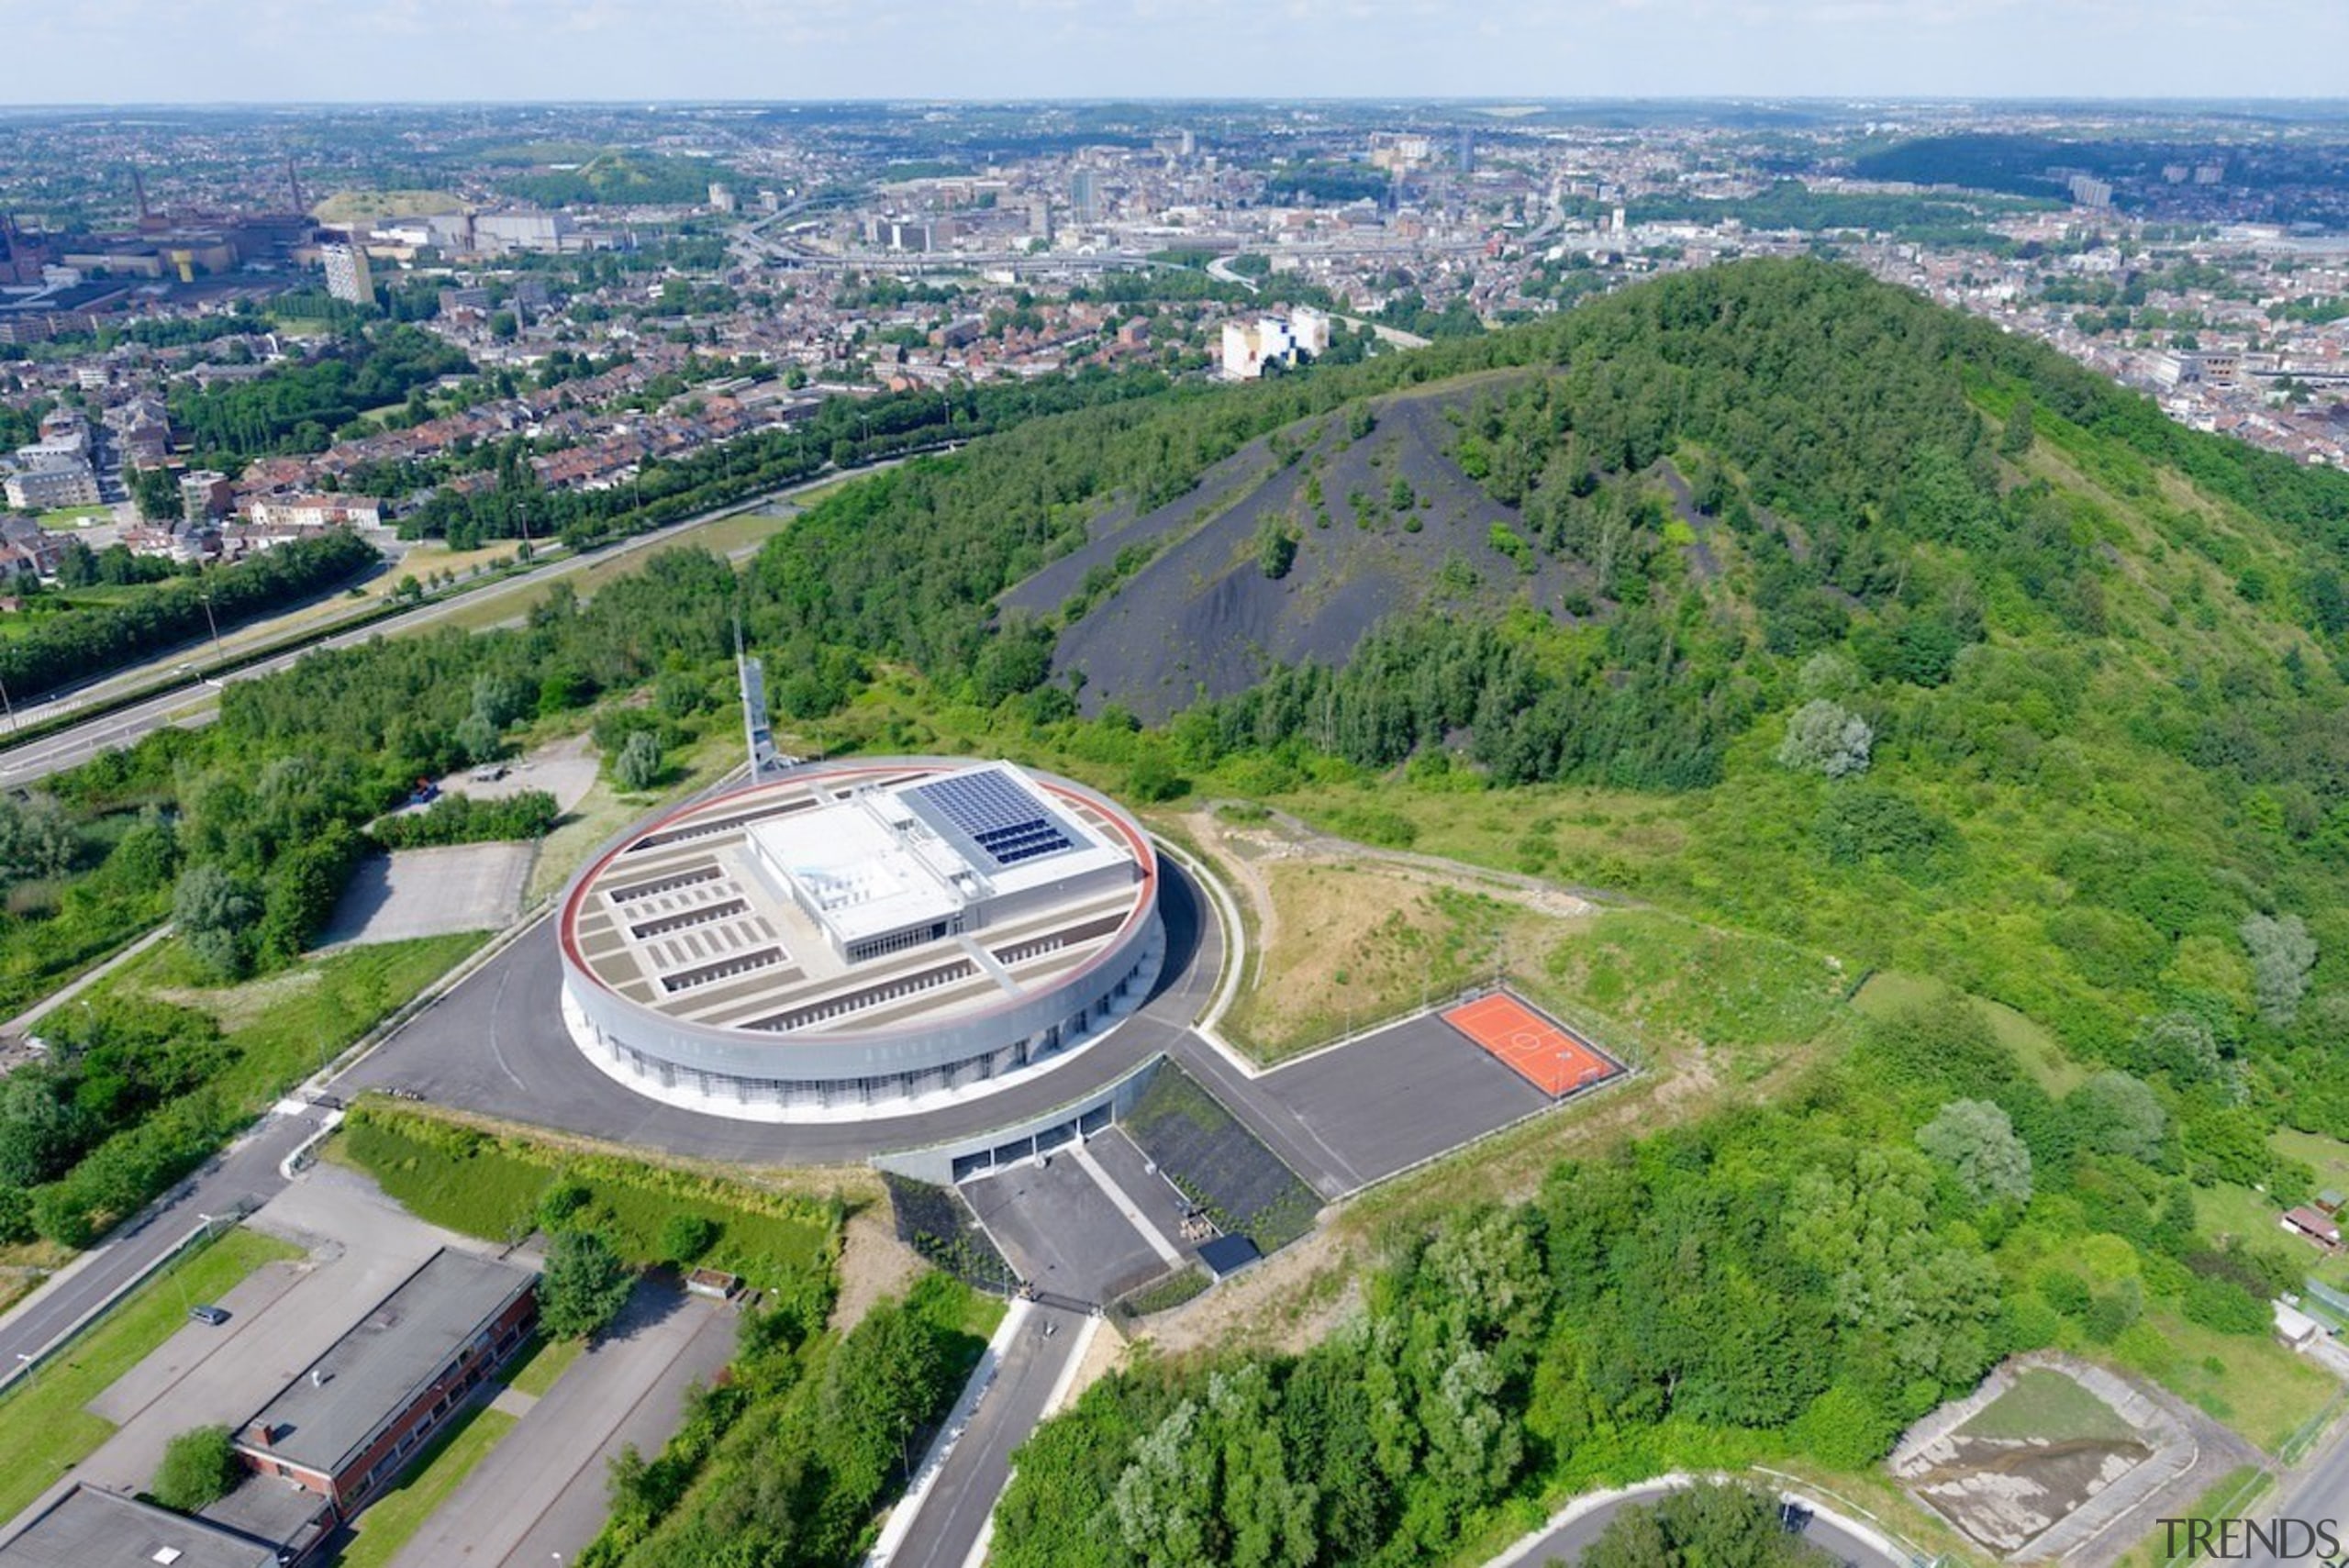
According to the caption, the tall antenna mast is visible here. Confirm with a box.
[736,616,783,779]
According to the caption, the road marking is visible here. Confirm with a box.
[1068,1140,1183,1268]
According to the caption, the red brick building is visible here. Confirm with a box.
[235,1249,537,1515]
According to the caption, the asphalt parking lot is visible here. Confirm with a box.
[963,1142,1170,1304]
[317,841,534,949]
[1167,1011,1555,1198]
[1253,1013,1556,1189]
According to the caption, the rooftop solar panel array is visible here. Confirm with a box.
[910,770,1074,868]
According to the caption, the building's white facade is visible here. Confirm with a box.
[558,759,1163,1121]
[321,239,373,306]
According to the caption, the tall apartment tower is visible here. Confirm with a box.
[320,231,373,306]
[1069,170,1100,226]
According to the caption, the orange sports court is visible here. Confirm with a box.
[1441,993,1624,1098]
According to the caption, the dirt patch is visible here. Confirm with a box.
[1892,1353,2259,1566]
[829,1199,927,1334]
[1184,806,1594,1062]
[1143,1221,1368,1361]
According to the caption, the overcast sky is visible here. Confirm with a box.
[7,0,2347,105]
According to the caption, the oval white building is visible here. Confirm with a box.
[556,758,1164,1121]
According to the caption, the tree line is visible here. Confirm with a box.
[0,528,379,702]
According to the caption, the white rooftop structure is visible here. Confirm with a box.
[749,761,1133,963]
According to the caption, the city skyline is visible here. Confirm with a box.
[7,0,2349,106]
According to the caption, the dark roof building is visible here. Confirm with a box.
[235,1249,536,1514]
[0,1485,279,1568]
[2284,1206,2342,1248]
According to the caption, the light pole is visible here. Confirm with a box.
[12,1351,32,1387]
[0,668,16,733]
[197,574,224,668]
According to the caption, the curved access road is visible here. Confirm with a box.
[1488,1477,1912,1568]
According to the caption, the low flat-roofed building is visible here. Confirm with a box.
[235,1249,536,1515]
[0,1485,278,1568]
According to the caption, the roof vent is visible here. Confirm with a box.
[153,1550,184,1565]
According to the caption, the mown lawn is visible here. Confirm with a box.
[328,1403,518,1568]
[0,1227,300,1523]
[332,1112,834,1295]
[1958,1367,2133,1443]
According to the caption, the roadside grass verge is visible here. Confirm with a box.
[331,1102,839,1298]
[506,1332,584,1399]
[326,1403,519,1568]
[0,1227,299,1523]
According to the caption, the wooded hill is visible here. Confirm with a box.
[751,252,2349,1189]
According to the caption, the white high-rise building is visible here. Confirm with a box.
[320,235,373,306]
[1290,306,1331,359]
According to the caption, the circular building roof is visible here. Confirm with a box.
[557,759,1159,1063]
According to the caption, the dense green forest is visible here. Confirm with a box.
[167,325,472,458]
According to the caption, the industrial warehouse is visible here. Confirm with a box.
[557,758,1165,1119]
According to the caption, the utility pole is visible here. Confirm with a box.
[198,573,224,666]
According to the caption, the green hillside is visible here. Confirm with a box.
[751,260,2349,1090]
[734,259,2349,1560]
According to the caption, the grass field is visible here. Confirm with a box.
[1220,862,1532,1061]
[33,504,110,529]
[2121,1309,2339,1454]
[332,1111,836,1296]
[1853,971,2084,1094]
[1543,909,1844,1070]
[326,1402,518,1568]
[2274,1127,2349,1197]
[312,188,464,223]
[0,1227,299,1523]
[1959,1367,2134,1443]
[113,929,490,1099]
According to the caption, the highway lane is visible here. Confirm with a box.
[0,1106,325,1386]
[0,454,901,789]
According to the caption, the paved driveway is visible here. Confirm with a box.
[386,1278,735,1568]
[11,1172,477,1529]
